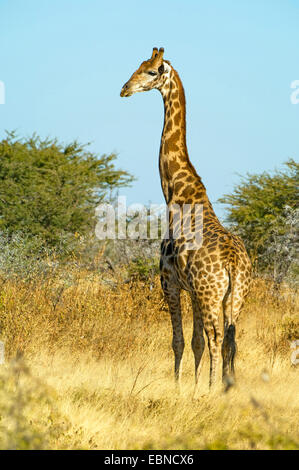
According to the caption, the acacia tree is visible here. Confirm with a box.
[219,159,299,284]
[0,132,134,253]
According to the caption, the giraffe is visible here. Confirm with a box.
[120,47,252,390]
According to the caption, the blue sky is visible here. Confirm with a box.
[0,0,298,220]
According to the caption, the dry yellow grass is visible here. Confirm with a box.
[0,269,298,449]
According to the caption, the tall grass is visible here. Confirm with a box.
[0,265,298,449]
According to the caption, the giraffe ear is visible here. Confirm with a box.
[151,47,158,59]
[158,64,164,74]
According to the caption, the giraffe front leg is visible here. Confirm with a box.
[163,283,184,388]
[191,296,205,391]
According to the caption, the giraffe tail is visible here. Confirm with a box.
[228,261,236,328]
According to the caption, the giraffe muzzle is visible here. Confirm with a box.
[120,82,132,97]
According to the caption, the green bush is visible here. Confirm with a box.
[219,160,299,284]
[0,132,134,254]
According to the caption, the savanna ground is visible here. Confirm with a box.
[0,264,298,450]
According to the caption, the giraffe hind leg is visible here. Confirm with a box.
[192,286,224,390]
[205,320,222,390]
[195,303,222,390]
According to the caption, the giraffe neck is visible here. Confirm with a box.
[157,62,207,206]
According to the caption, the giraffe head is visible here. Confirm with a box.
[120,47,168,97]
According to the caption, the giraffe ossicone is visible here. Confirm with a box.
[121,47,252,391]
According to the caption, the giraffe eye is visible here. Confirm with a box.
[148,71,157,76]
